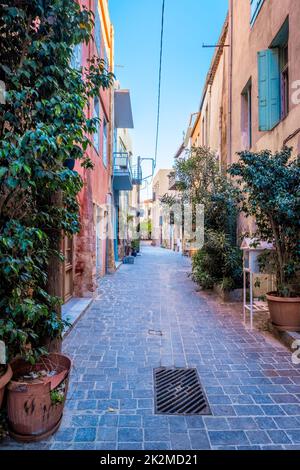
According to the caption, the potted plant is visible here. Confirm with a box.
[191,229,243,301]
[229,148,300,331]
[7,353,71,442]
[131,239,139,257]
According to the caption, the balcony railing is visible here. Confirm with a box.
[113,152,133,191]
[132,165,142,185]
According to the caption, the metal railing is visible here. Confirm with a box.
[132,165,142,185]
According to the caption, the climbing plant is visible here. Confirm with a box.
[0,0,114,362]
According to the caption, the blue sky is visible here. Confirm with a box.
[110,0,228,196]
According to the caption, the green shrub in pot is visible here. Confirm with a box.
[229,148,300,330]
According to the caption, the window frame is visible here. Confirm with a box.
[93,96,100,153]
[70,43,82,70]
[94,2,102,57]
[102,116,108,167]
[250,0,265,26]
[241,79,252,149]
[279,44,289,120]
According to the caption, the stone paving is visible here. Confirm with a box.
[3,245,300,450]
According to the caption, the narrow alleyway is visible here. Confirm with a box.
[5,245,300,450]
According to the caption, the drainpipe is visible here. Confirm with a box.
[228,0,233,166]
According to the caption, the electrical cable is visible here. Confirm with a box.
[154,0,165,169]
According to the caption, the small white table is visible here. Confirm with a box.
[241,238,274,330]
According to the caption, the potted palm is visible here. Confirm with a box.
[229,148,300,331]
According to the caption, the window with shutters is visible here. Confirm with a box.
[257,18,289,131]
[250,0,264,26]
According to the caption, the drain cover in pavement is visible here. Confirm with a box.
[154,367,211,415]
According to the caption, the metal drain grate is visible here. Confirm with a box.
[154,367,211,415]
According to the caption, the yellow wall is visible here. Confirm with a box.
[99,0,114,71]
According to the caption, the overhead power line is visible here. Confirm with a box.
[154,0,165,169]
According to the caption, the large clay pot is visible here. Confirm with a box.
[7,353,71,442]
[0,364,12,408]
[267,292,300,331]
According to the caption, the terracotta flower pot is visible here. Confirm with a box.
[0,364,13,408]
[267,292,300,332]
[7,353,71,442]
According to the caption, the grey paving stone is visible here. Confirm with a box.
[208,431,249,446]
[273,416,300,429]
[185,416,205,429]
[260,405,286,416]
[170,433,192,450]
[267,430,292,445]
[246,430,271,445]
[50,443,73,450]
[54,428,75,442]
[72,415,98,427]
[285,430,300,443]
[95,442,117,450]
[76,399,97,410]
[143,416,169,428]
[227,417,258,430]
[117,443,144,450]
[233,405,264,416]
[99,414,119,426]
[118,428,143,443]
[189,430,211,449]
[118,415,142,427]
[203,417,230,430]
[236,445,261,450]
[144,442,171,450]
[74,427,96,442]
[72,442,95,450]
[254,417,278,430]
[168,416,188,432]
[97,427,117,442]
[144,427,170,442]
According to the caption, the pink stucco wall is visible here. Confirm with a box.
[73,0,113,297]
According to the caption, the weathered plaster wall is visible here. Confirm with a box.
[231,0,300,161]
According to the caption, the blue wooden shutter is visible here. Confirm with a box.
[258,50,269,131]
[258,49,280,131]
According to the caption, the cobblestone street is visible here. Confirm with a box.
[4,245,300,450]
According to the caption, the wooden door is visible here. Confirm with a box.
[63,236,73,302]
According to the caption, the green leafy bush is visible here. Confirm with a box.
[229,148,300,297]
[192,229,243,291]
